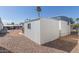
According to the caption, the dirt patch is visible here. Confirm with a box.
[0,30,78,53]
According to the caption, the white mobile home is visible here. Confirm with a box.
[24,18,70,44]
[59,20,70,36]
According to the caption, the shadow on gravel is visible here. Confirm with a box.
[0,32,9,37]
[0,47,12,53]
[0,33,7,37]
[42,39,78,52]
[0,28,9,37]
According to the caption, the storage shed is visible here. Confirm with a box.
[24,18,70,44]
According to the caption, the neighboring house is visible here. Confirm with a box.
[24,17,71,45]
[4,24,22,30]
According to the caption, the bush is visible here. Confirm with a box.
[71,24,79,28]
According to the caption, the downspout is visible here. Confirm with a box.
[59,20,61,39]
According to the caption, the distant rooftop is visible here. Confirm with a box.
[4,24,22,27]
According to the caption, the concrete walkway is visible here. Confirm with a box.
[0,30,79,53]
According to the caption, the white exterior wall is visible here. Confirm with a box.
[40,19,59,44]
[24,20,41,44]
[0,19,3,31]
[24,18,70,44]
[60,20,70,36]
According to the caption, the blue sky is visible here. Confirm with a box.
[0,6,79,24]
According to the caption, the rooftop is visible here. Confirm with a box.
[25,16,73,24]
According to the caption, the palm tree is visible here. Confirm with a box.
[36,6,41,18]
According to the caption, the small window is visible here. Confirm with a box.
[27,23,31,29]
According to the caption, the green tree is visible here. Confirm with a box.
[71,24,79,33]
[69,18,74,24]
[76,18,79,21]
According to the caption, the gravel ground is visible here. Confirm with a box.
[0,30,79,53]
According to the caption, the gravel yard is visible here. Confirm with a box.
[0,30,79,53]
